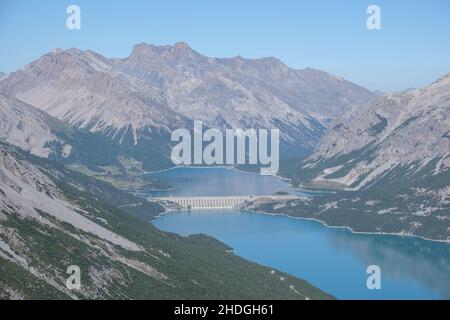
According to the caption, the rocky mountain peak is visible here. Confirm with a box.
[131,42,159,56]
[130,42,197,58]
[426,72,450,91]
[174,41,191,50]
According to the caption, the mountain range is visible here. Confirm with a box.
[0,43,376,162]
[0,42,448,299]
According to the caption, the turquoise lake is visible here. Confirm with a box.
[146,167,450,300]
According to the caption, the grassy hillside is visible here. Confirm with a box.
[246,163,450,242]
[0,143,334,300]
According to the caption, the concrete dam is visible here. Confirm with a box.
[152,195,300,209]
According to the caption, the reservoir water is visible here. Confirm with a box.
[146,167,450,299]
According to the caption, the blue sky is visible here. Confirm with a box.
[0,0,449,91]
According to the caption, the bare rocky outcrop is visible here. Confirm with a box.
[303,73,450,190]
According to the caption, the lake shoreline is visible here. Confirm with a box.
[243,208,450,244]
[143,165,449,244]
[145,166,449,299]
[151,205,450,244]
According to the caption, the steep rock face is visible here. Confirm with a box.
[114,43,376,154]
[300,73,450,190]
[118,43,374,122]
[0,95,143,169]
[0,95,65,158]
[0,43,376,157]
[0,48,187,146]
